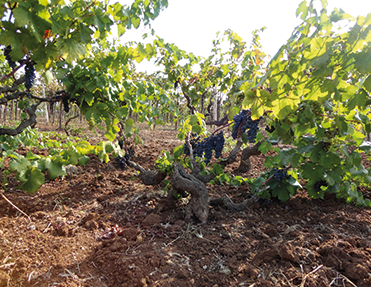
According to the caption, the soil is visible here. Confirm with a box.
[1,126,371,287]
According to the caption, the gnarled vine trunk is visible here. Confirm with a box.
[235,141,262,173]
[170,163,209,224]
[127,161,167,185]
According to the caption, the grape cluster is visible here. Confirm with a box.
[25,61,36,90]
[4,45,16,69]
[273,168,291,182]
[183,133,201,156]
[62,94,71,113]
[118,139,124,150]
[232,109,262,143]
[321,141,331,152]
[231,110,249,139]
[314,180,327,192]
[214,132,225,158]
[184,132,225,165]
[115,147,135,170]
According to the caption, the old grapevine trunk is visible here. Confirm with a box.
[171,163,209,224]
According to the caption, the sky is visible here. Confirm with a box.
[117,0,371,72]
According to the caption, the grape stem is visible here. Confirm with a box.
[28,91,69,102]
[211,122,232,136]
[64,114,80,136]
[186,132,197,170]
[0,57,30,83]
[206,115,229,127]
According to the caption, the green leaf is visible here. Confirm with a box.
[62,148,79,165]
[99,150,109,163]
[105,141,114,153]
[45,157,66,180]
[124,118,135,136]
[9,155,30,172]
[44,70,53,84]
[173,145,183,160]
[363,75,371,93]
[21,112,28,121]
[79,23,93,43]
[272,185,291,202]
[117,23,126,37]
[104,126,117,142]
[212,164,224,176]
[117,107,128,119]
[192,124,202,134]
[13,7,30,27]
[130,15,141,29]
[75,141,93,154]
[325,170,342,185]
[252,176,265,193]
[58,38,86,63]
[20,167,45,194]
[78,156,90,165]
[39,0,48,6]
[296,1,308,20]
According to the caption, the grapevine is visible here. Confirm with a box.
[183,133,200,156]
[184,132,225,164]
[3,45,16,69]
[273,168,291,182]
[232,109,262,143]
[115,147,135,170]
[62,94,71,113]
[24,61,36,90]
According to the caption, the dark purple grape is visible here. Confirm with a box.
[232,109,261,142]
[183,132,225,165]
[25,61,36,90]
[4,45,16,69]
[273,168,291,182]
[115,147,135,170]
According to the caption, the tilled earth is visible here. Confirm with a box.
[0,127,371,287]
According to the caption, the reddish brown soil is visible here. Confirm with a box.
[1,127,371,287]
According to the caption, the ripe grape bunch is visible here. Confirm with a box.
[184,132,225,165]
[25,61,36,90]
[183,133,201,156]
[232,109,262,143]
[115,147,135,170]
[273,168,291,182]
[62,94,71,113]
[4,45,16,69]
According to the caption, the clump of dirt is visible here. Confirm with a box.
[0,126,371,286]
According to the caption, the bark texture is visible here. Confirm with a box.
[210,193,260,212]
[127,161,167,185]
[235,141,262,173]
[171,163,209,224]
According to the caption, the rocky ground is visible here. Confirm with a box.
[0,126,371,287]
